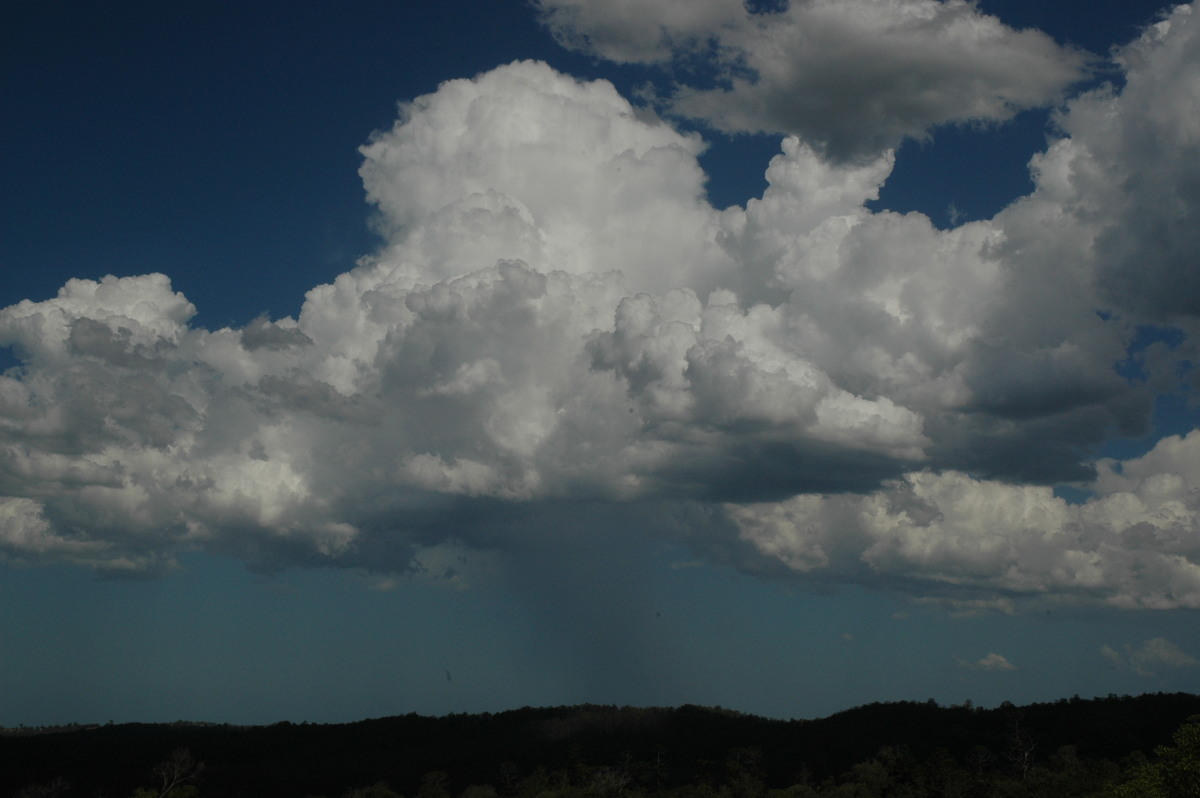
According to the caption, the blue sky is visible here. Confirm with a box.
[2,0,1199,726]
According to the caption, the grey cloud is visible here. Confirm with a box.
[1103,638,1200,676]
[240,315,313,351]
[68,317,166,368]
[533,0,744,64]
[537,0,1089,160]
[1074,8,1200,322]
[962,341,1130,421]
[257,373,377,423]
[609,435,914,505]
[923,401,1150,485]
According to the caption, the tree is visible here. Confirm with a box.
[1002,704,1037,779]
[15,777,70,798]
[461,785,499,798]
[130,747,203,798]
[1110,720,1200,798]
[418,772,452,798]
[341,783,402,798]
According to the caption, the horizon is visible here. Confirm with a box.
[3,0,1200,727]
[3,687,1194,731]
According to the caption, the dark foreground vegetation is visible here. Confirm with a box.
[3,693,1199,798]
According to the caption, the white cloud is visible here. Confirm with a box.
[1103,638,1200,676]
[536,0,1089,159]
[959,653,1016,671]
[0,6,1199,612]
[730,431,1200,609]
[356,60,732,296]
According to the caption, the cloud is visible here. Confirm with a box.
[716,6,1200,608]
[1102,638,1200,676]
[0,6,1199,612]
[729,431,1200,608]
[1052,5,1200,323]
[535,0,1090,160]
[534,0,744,64]
[240,315,313,351]
[356,60,731,295]
[959,653,1016,671]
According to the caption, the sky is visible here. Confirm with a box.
[2,0,1200,727]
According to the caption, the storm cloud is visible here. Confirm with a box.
[1,6,1199,611]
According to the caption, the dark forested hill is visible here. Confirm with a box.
[3,693,1199,798]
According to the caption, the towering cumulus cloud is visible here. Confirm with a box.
[1,6,1198,610]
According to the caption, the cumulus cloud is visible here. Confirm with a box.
[717,5,1200,608]
[536,0,1090,160]
[0,6,1199,612]
[728,432,1200,609]
[1102,638,1200,676]
[1054,6,1200,322]
[959,653,1016,671]
[356,60,731,295]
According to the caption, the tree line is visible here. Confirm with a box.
[3,693,1198,798]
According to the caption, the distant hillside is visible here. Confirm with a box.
[3,692,1198,798]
